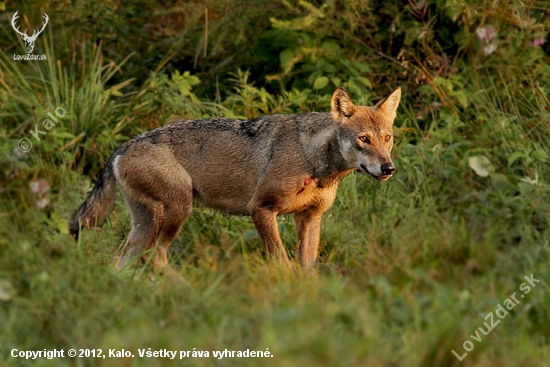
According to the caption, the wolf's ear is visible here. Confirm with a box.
[331,87,356,121]
[374,87,401,120]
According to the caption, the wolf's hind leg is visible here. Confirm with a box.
[113,142,193,279]
[115,197,158,270]
[150,190,193,277]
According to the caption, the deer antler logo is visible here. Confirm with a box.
[11,11,49,54]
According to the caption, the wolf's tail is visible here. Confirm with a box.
[69,153,118,239]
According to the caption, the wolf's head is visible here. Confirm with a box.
[331,87,401,181]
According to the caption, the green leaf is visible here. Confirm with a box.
[352,61,371,73]
[339,59,359,77]
[417,85,434,94]
[433,76,450,89]
[531,149,548,162]
[450,90,468,109]
[331,77,342,87]
[280,49,295,72]
[171,70,200,97]
[518,182,534,195]
[508,151,524,167]
[321,41,340,53]
[51,211,69,234]
[307,71,322,86]
[355,76,372,89]
[51,131,76,139]
[444,0,462,22]
[322,62,337,73]
[343,79,362,97]
[313,76,329,90]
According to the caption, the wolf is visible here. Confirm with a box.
[69,87,401,276]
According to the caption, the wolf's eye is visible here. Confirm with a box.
[358,136,370,144]
[385,135,392,142]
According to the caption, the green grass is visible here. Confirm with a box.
[1,2,550,366]
[1,169,549,366]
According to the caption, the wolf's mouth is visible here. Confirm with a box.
[360,164,392,181]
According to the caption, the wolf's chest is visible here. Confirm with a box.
[278,177,339,214]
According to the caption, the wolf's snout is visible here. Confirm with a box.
[381,163,395,176]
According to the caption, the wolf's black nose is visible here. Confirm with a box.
[381,163,395,175]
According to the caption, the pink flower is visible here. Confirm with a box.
[29,180,50,209]
[476,26,498,55]
[483,44,497,56]
[476,26,496,42]
[533,37,545,47]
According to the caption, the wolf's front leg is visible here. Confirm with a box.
[249,205,293,269]
[294,210,323,273]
